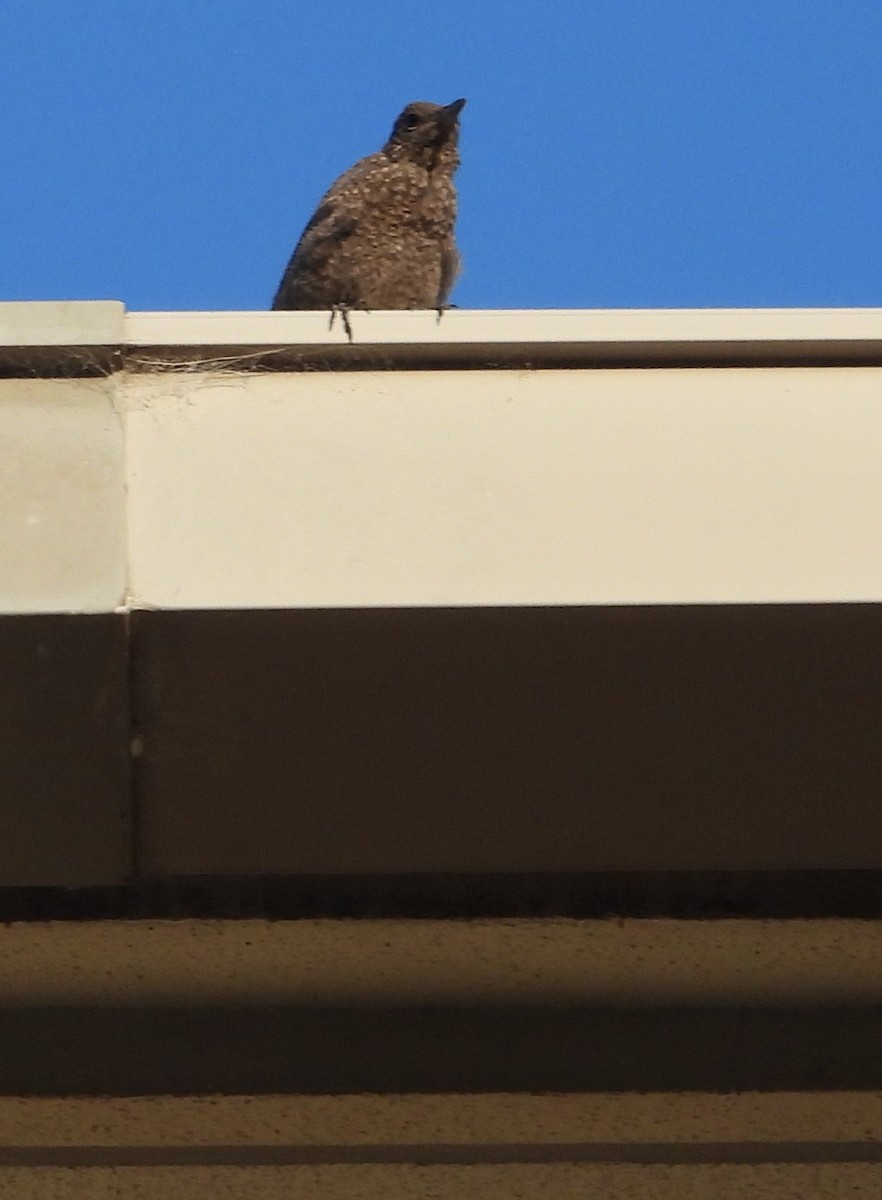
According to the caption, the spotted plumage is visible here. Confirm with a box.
[272,99,465,314]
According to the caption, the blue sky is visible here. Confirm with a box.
[3,1,882,312]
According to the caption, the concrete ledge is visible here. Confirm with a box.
[2,918,881,1009]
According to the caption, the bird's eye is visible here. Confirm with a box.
[402,112,421,131]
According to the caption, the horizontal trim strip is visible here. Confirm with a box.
[0,1141,880,1167]
[4,870,882,920]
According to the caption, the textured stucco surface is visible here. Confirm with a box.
[0,1163,880,1199]
[2,918,881,1008]
[1,1092,881,1147]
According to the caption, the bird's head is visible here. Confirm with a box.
[385,98,466,170]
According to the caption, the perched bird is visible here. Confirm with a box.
[272,98,466,320]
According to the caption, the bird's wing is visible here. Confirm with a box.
[290,154,384,261]
[296,197,355,249]
[284,198,356,273]
[272,157,381,308]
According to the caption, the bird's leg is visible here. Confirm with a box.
[328,305,354,343]
[435,303,458,325]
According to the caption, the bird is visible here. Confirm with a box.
[272,99,466,327]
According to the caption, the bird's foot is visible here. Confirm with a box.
[329,303,371,343]
[435,303,458,325]
[328,305,354,343]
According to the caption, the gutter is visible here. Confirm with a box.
[5,302,882,374]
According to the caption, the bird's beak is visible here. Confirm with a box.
[442,98,466,124]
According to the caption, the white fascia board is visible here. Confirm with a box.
[123,365,882,609]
